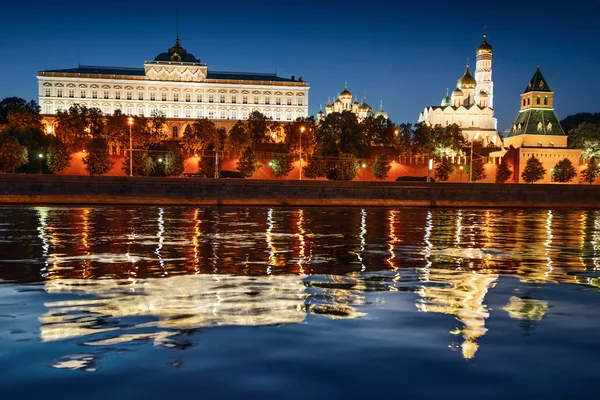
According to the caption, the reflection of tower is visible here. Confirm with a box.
[503,295,549,333]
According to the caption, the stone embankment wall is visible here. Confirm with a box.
[1,175,599,208]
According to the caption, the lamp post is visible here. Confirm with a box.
[299,126,305,180]
[38,153,43,174]
[128,116,134,177]
[469,140,473,182]
[459,165,464,182]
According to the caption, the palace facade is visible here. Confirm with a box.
[37,38,309,138]
[418,33,501,145]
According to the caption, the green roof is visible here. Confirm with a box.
[507,108,565,137]
[524,67,552,93]
[42,65,145,76]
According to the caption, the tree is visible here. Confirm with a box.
[303,155,327,179]
[146,114,168,145]
[46,137,72,173]
[412,123,466,159]
[284,117,317,156]
[371,154,391,180]
[269,151,294,178]
[496,159,513,183]
[237,147,262,178]
[316,111,369,159]
[225,120,250,154]
[165,147,185,176]
[394,123,413,157]
[198,154,220,178]
[361,115,396,147]
[247,111,270,146]
[54,104,89,152]
[122,150,155,176]
[104,109,129,150]
[0,136,28,173]
[83,137,114,175]
[181,119,216,155]
[582,157,600,184]
[551,158,577,183]
[434,158,455,182]
[521,156,546,183]
[466,159,487,182]
[568,122,600,159]
[86,107,105,139]
[0,97,39,125]
[561,113,600,135]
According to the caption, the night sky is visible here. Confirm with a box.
[1,0,598,133]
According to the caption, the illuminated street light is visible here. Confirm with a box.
[38,153,43,174]
[299,126,305,181]
[127,117,134,177]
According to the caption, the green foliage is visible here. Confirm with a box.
[568,122,600,159]
[0,136,28,172]
[412,123,467,158]
[237,147,262,178]
[394,123,413,156]
[561,112,600,135]
[433,158,455,182]
[225,121,250,154]
[122,149,155,176]
[495,159,513,183]
[165,147,185,176]
[46,137,72,173]
[303,154,359,181]
[83,137,114,176]
[198,153,220,178]
[316,111,369,159]
[303,156,327,179]
[55,104,91,152]
[551,158,577,183]
[371,154,391,180]
[0,97,39,126]
[361,116,396,147]
[466,159,487,182]
[247,111,270,146]
[582,157,600,184]
[181,119,217,155]
[87,107,104,138]
[284,117,317,156]
[521,156,547,183]
[269,152,294,178]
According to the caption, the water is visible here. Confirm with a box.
[1,206,600,398]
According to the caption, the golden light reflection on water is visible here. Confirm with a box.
[4,207,600,362]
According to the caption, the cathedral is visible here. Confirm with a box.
[419,33,502,145]
[316,84,389,122]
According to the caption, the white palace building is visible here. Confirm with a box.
[37,37,309,138]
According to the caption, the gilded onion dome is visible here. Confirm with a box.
[457,65,477,89]
[353,98,360,106]
[340,88,352,100]
[452,88,464,97]
[476,32,493,55]
[334,98,343,105]
[359,98,372,112]
[374,101,388,119]
[441,88,452,106]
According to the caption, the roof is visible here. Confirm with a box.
[40,66,298,82]
[507,109,565,137]
[524,67,552,93]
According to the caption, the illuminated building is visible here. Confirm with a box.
[503,67,582,182]
[316,83,388,122]
[418,32,502,145]
[37,37,309,139]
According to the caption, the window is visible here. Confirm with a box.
[231,94,237,104]
[297,97,303,106]
[286,111,292,121]
[173,126,178,138]
[242,110,248,119]
[208,93,214,103]
[161,107,168,117]
[115,91,121,100]
[173,108,179,118]
[527,98,530,105]
[126,90,132,100]
[173,92,179,102]
[208,109,214,119]
[242,95,248,104]
[286,96,292,106]
[275,111,281,121]
[544,97,548,105]
[91,89,97,99]
[253,95,259,104]
[138,91,144,101]
[220,94,226,103]
[44,104,52,114]
[150,91,156,101]
[536,96,540,105]
[265,96,270,105]
[56,104,63,112]
[185,92,191,102]
[57,88,63,97]
[126,106,132,115]
[185,108,191,118]
[196,109,203,118]
[231,110,237,119]
[68,88,74,98]
[138,106,144,116]
[523,99,526,107]
[103,106,110,115]
[104,90,110,99]
[196,92,202,102]
[162,91,167,101]
[219,110,226,119]
[275,96,281,105]
[150,106,157,116]
[45,88,51,97]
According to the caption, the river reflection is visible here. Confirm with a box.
[2,206,600,368]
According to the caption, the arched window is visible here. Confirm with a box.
[173,126,179,138]
[536,96,540,105]
[523,99,526,107]
[527,98,530,105]
[544,97,548,105]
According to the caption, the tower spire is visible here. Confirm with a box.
[176,9,179,40]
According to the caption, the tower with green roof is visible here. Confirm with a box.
[504,66,567,148]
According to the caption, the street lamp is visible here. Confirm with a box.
[459,165,464,182]
[299,126,305,180]
[38,153,43,174]
[127,116,134,177]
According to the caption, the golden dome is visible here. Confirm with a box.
[476,33,493,55]
[340,88,352,100]
[334,98,343,105]
[457,66,477,89]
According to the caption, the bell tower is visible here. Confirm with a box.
[475,31,494,109]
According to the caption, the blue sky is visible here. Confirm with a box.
[0,0,598,132]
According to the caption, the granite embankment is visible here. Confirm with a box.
[0,174,599,208]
